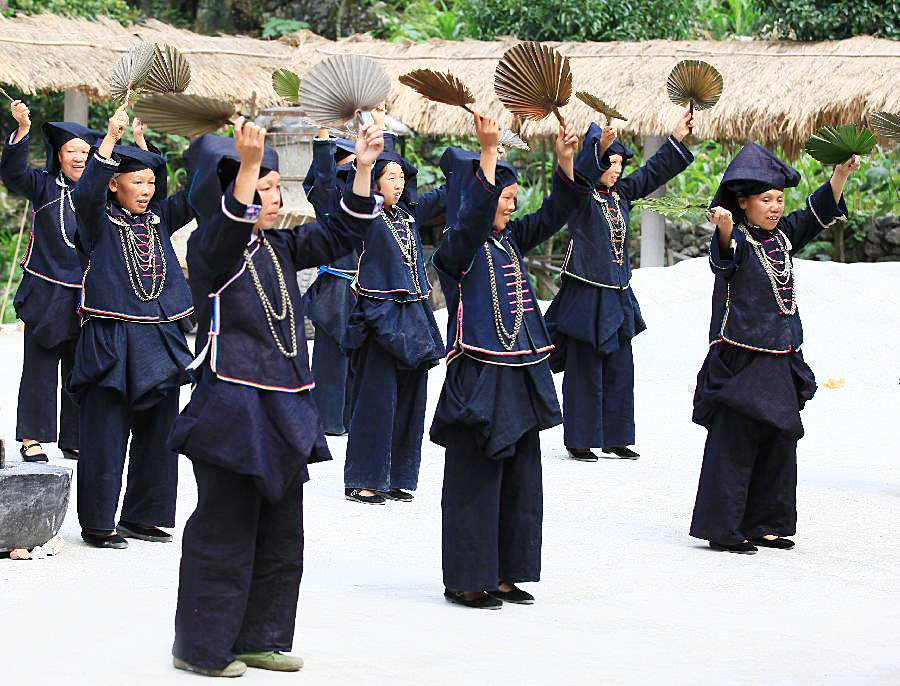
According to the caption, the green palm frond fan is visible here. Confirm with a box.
[576,91,628,126]
[399,69,475,113]
[870,112,900,142]
[133,94,238,138]
[631,195,709,221]
[804,124,876,164]
[666,60,723,135]
[272,68,301,103]
[495,41,572,127]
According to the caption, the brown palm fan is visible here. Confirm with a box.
[871,112,900,141]
[141,44,191,95]
[666,60,723,134]
[109,42,158,104]
[576,91,628,125]
[495,42,572,126]
[134,94,236,138]
[399,69,475,113]
[298,55,391,128]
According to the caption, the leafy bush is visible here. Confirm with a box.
[261,17,311,39]
[5,0,136,23]
[757,0,900,41]
[375,0,466,41]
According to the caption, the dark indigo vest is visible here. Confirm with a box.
[21,174,84,287]
[561,187,633,289]
[446,232,553,366]
[354,204,430,302]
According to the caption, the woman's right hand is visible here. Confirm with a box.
[474,113,500,151]
[706,206,733,232]
[10,100,30,132]
[599,126,617,156]
[107,103,129,142]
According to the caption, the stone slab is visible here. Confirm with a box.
[0,463,72,551]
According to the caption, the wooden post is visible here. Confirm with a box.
[63,90,88,127]
[639,135,667,268]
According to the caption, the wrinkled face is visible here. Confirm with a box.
[254,170,283,230]
[375,162,405,207]
[493,183,519,230]
[108,168,155,214]
[739,188,784,230]
[599,154,623,188]
[58,137,91,182]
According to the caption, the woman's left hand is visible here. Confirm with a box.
[132,117,148,150]
[835,154,861,177]
[673,109,693,142]
[555,124,579,162]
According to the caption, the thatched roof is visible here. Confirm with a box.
[1,13,898,156]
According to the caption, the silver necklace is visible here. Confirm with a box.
[57,174,76,250]
[740,225,796,316]
[118,215,167,301]
[483,235,525,351]
[243,233,298,359]
[594,189,626,266]
[381,207,421,292]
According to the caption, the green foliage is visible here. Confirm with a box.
[454,0,696,41]
[6,0,137,23]
[373,0,466,41]
[261,17,311,39]
[757,0,900,41]
[694,0,761,38]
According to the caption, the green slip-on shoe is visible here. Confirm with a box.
[235,651,303,672]
[173,657,247,677]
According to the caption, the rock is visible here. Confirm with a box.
[863,241,884,259]
[884,227,900,246]
[876,255,900,262]
[0,463,72,552]
[10,548,30,560]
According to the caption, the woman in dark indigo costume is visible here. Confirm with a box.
[432,114,585,609]
[341,145,446,505]
[1,100,102,462]
[545,111,694,461]
[690,142,860,554]
[70,104,195,549]
[170,121,383,677]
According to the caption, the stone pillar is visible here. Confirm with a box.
[63,90,89,127]
[639,135,667,268]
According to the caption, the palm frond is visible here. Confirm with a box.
[109,42,157,103]
[399,69,474,112]
[298,55,390,127]
[804,124,876,164]
[666,60,723,111]
[272,68,301,104]
[870,111,900,141]
[499,128,530,151]
[495,42,572,125]
[576,91,627,123]
[134,93,236,138]
[141,44,191,95]
[632,195,708,221]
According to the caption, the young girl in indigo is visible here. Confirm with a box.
[431,113,586,609]
[70,104,195,549]
[170,120,383,676]
[690,142,860,554]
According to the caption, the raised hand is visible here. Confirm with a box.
[706,206,733,232]
[233,117,267,169]
[372,102,387,129]
[555,124,579,180]
[835,154,861,177]
[10,100,30,132]
[474,113,500,151]
[598,126,618,156]
[132,117,149,150]
[830,153,862,204]
[673,109,693,142]
[107,103,129,142]
[354,123,384,167]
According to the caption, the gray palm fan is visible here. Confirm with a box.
[871,112,900,141]
[134,94,236,138]
[499,128,530,151]
[109,42,158,104]
[141,44,191,95]
[666,60,723,134]
[298,55,390,128]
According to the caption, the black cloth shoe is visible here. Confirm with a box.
[345,488,386,505]
[443,589,503,610]
[61,449,79,461]
[750,536,795,549]
[566,447,599,462]
[20,442,48,463]
[487,587,535,605]
[601,446,640,459]
[117,522,173,542]
[377,489,414,502]
[81,529,129,549]
[709,540,757,554]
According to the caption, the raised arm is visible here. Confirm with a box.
[72,104,129,253]
[307,135,342,218]
[611,110,694,203]
[1,100,42,200]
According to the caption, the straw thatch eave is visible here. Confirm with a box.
[0,13,897,157]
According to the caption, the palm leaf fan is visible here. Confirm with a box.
[495,42,572,126]
[141,44,191,95]
[298,55,391,128]
[134,94,236,138]
[499,128,530,151]
[576,91,627,125]
[631,195,709,221]
[399,69,474,113]
[804,124,876,165]
[870,111,900,141]
[666,60,723,134]
[0,86,13,103]
[109,42,158,104]
[272,68,301,104]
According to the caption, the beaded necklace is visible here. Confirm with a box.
[483,235,525,351]
[740,224,796,316]
[116,213,167,302]
[381,206,421,292]
[593,188,627,266]
[56,174,76,249]
[243,233,298,358]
